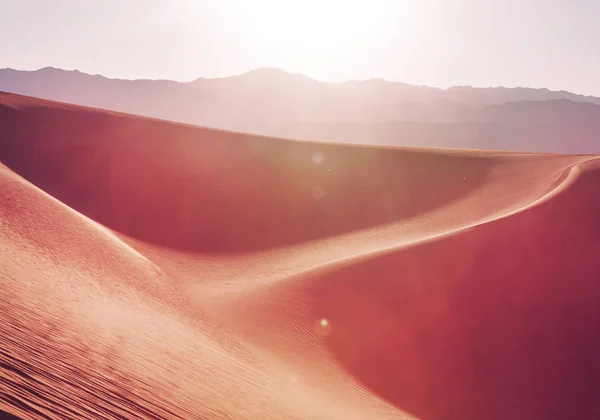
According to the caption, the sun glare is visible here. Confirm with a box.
[230,0,404,77]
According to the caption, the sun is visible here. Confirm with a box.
[229,0,404,77]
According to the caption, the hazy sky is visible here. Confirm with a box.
[1,0,599,95]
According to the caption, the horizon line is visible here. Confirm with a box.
[2,65,599,99]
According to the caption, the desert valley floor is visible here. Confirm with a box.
[1,91,600,419]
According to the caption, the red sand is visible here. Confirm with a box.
[1,91,600,419]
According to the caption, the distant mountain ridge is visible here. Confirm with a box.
[1,66,600,153]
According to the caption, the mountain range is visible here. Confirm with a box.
[2,66,600,153]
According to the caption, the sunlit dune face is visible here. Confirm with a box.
[230,0,403,76]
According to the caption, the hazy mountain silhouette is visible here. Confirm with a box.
[2,66,600,152]
[0,67,218,125]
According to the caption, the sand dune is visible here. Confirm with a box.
[1,91,600,419]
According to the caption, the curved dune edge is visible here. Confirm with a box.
[202,158,600,420]
[0,163,405,420]
[2,92,600,419]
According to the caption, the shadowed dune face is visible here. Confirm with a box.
[0,93,489,253]
[306,164,600,420]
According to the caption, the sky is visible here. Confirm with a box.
[1,0,599,95]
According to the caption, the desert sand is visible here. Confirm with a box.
[1,91,600,419]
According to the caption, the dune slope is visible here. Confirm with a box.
[1,91,600,419]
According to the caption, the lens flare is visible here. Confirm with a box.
[312,152,324,165]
